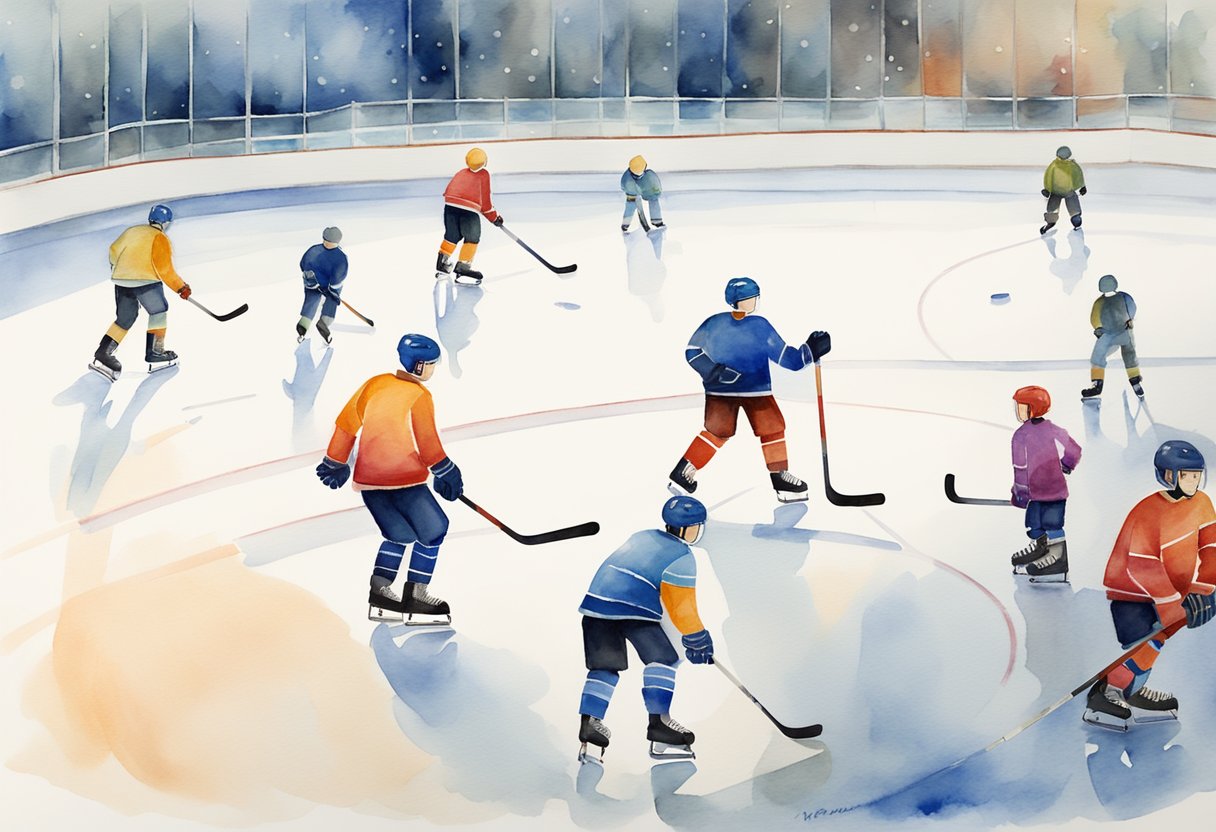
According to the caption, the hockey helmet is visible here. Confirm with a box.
[148,204,173,226]
[662,495,707,529]
[323,226,343,243]
[725,276,760,308]
[1098,274,1118,293]
[397,333,441,376]
[628,155,647,175]
[466,147,487,171]
[1013,385,1051,420]
[1154,440,1206,491]
[1056,146,1072,160]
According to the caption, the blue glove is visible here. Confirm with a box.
[316,456,350,489]
[430,457,463,501]
[302,270,319,290]
[706,363,741,386]
[681,629,714,664]
[806,330,832,361]
[1183,592,1216,628]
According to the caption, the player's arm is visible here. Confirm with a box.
[1011,432,1030,507]
[151,233,189,295]
[1192,497,1216,588]
[109,238,120,269]
[1126,517,1186,626]
[661,553,713,663]
[1124,293,1137,324]
[1090,298,1102,332]
[685,319,721,380]
[326,256,348,299]
[413,391,463,500]
[480,174,499,224]
[644,170,662,195]
[1074,162,1086,191]
[1059,428,1082,473]
[766,322,814,370]
[1043,163,1054,193]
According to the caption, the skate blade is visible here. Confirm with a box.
[435,271,451,280]
[1011,564,1029,575]
[1132,710,1178,724]
[88,363,118,382]
[577,743,605,765]
[403,613,453,628]
[147,360,177,373]
[775,492,809,504]
[1082,710,1130,732]
[453,276,482,287]
[368,605,405,623]
[648,742,695,761]
[1028,572,1069,584]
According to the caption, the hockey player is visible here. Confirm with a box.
[436,147,502,285]
[1083,274,1143,399]
[1040,145,1087,234]
[669,277,831,503]
[620,155,663,231]
[297,226,347,345]
[89,204,191,380]
[315,334,463,625]
[1008,386,1082,582]
[1084,440,1215,730]
[577,495,715,764]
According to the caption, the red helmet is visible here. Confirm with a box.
[1013,386,1051,419]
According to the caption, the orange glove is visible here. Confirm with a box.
[178,284,192,300]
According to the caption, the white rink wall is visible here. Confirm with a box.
[3,129,1215,236]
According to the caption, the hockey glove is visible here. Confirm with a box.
[681,629,714,665]
[302,270,320,290]
[1041,189,1051,198]
[1126,320,1134,330]
[1062,465,1073,475]
[492,216,505,227]
[316,456,351,489]
[1011,487,1030,509]
[1080,186,1088,196]
[1094,327,1105,338]
[806,330,832,361]
[626,195,637,202]
[323,286,342,303]
[430,457,463,501]
[1182,592,1216,629]
[178,284,192,300]
[706,363,741,386]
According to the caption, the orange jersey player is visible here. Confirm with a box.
[314,334,463,626]
[1083,440,1215,730]
[89,204,192,381]
[435,147,502,285]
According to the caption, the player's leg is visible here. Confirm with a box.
[1120,334,1143,397]
[1026,499,1068,582]
[745,397,807,502]
[298,288,322,340]
[578,616,627,762]
[625,621,694,759]
[139,284,176,368]
[454,209,483,284]
[361,489,418,620]
[671,396,738,493]
[647,196,664,227]
[92,286,138,379]
[437,205,461,276]
[1041,194,1062,234]
[390,485,452,623]
[1065,191,1083,228]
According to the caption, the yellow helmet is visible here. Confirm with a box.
[466,147,487,171]
[628,155,646,175]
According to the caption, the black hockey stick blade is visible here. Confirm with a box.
[188,296,249,322]
[944,474,1012,507]
[496,223,578,274]
[814,361,886,506]
[716,663,822,740]
[459,495,599,545]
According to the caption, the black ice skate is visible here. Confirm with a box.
[89,335,122,382]
[316,318,333,346]
[1039,221,1056,235]
[400,580,452,627]
[1026,539,1068,583]
[368,576,408,622]
[436,252,454,279]
[652,219,665,228]
[1127,686,1178,724]
[668,458,698,495]
[1071,214,1083,229]
[578,714,611,765]
[453,261,483,286]
[144,333,178,373]
[1082,680,1131,732]
[647,713,695,761]
[620,223,631,232]
[1081,378,1104,399]
[770,470,809,503]
[1128,375,1144,398]
[296,322,308,343]
[1011,533,1048,574]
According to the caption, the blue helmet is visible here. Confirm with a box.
[397,333,441,375]
[725,277,760,308]
[662,495,707,529]
[148,204,173,226]
[1098,274,1118,293]
[1154,440,1206,489]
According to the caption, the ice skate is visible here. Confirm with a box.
[144,333,177,373]
[367,576,408,622]
[435,252,453,280]
[316,318,333,346]
[651,219,665,229]
[1082,680,1131,731]
[621,223,631,232]
[578,714,611,765]
[1039,221,1056,235]
[89,335,122,382]
[1027,539,1069,583]
[400,581,452,627]
[668,458,698,495]
[1011,533,1048,573]
[1071,214,1083,229]
[1081,378,1103,399]
[1128,375,1144,398]
[647,713,695,761]
[296,322,308,343]
[453,261,483,286]
[1127,686,1178,724]
[770,470,809,503]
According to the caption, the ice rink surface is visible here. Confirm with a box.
[3,162,1216,831]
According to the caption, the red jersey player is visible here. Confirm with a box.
[435,147,502,285]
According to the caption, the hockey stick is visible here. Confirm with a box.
[496,222,578,274]
[813,360,886,506]
[716,662,823,739]
[458,495,599,545]
[634,199,651,232]
[187,296,249,322]
[944,474,1013,507]
[340,299,375,328]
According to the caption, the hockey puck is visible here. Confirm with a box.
[990,292,1011,304]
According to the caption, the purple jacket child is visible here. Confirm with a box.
[1011,419,1082,507]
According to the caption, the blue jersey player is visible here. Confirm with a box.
[670,277,831,503]
[297,226,348,344]
[576,496,715,763]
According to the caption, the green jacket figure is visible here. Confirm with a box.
[1040,146,1087,235]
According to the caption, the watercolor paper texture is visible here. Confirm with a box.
[2,2,1216,832]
